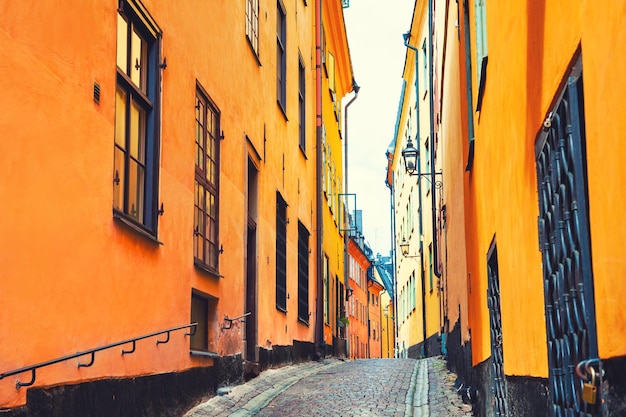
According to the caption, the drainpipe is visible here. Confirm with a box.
[403,32,428,357]
[314,0,323,356]
[428,0,442,279]
[386,168,399,357]
[343,81,359,359]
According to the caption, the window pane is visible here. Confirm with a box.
[208,191,216,218]
[115,88,127,147]
[116,14,128,72]
[131,28,146,90]
[129,100,145,162]
[113,146,126,210]
[206,157,215,184]
[190,295,208,351]
[196,125,203,170]
[128,159,145,223]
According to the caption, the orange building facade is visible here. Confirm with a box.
[0,0,356,414]
[389,0,626,415]
[347,238,370,359]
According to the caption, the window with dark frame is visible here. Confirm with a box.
[113,0,161,236]
[297,221,310,323]
[298,55,306,152]
[276,192,288,311]
[190,293,208,351]
[276,1,287,111]
[422,39,428,97]
[474,0,488,111]
[246,0,259,56]
[323,254,330,325]
[194,85,221,273]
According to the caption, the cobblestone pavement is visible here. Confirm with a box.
[182,356,473,417]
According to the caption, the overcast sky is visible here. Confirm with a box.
[343,0,414,257]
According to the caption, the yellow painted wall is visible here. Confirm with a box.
[320,0,354,347]
[465,0,626,378]
[378,286,395,359]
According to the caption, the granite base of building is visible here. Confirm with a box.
[257,339,317,372]
[0,354,243,417]
[604,354,626,415]
[444,320,551,417]
[407,333,442,359]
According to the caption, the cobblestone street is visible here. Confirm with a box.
[183,357,473,417]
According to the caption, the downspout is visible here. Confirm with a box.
[404,33,428,357]
[314,0,324,356]
[385,168,398,357]
[428,0,442,279]
[343,81,359,359]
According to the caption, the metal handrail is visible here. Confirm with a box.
[0,322,198,389]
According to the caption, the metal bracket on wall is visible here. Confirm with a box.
[222,312,251,330]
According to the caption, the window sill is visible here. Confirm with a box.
[245,37,261,66]
[194,260,223,278]
[113,212,163,245]
[190,350,220,358]
[297,317,310,327]
[277,100,288,120]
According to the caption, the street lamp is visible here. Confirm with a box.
[401,137,419,175]
[399,238,420,258]
[401,136,443,187]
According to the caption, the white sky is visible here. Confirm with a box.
[343,0,415,257]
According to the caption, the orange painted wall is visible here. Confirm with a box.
[464,0,626,378]
[368,280,384,359]
[0,0,329,408]
[347,239,370,359]
[438,0,470,345]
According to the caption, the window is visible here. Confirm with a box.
[194,85,221,273]
[190,292,216,353]
[429,244,434,292]
[276,1,287,111]
[246,0,259,56]
[474,0,488,111]
[424,138,431,191]
[298,55,306,152]
[422,39,428,97]
[114,0,161,236]
[276,192,288,311]
[323,254,330,325]
[463,0,476,169]
[190,293,208,351]
[297,221,310,323]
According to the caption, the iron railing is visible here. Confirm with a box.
[0,322,197,389]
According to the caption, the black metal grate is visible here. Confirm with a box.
[487,243,508,417]
[535,60,603,417]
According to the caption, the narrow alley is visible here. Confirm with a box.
[183,357,473,417]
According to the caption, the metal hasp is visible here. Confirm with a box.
[535,57,604,416]
[0,322,198,389]
[222,312,251,330]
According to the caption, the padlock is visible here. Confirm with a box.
[581,367,597,405]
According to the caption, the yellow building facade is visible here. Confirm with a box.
[318,0,356,356]
[390,0,626,415]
